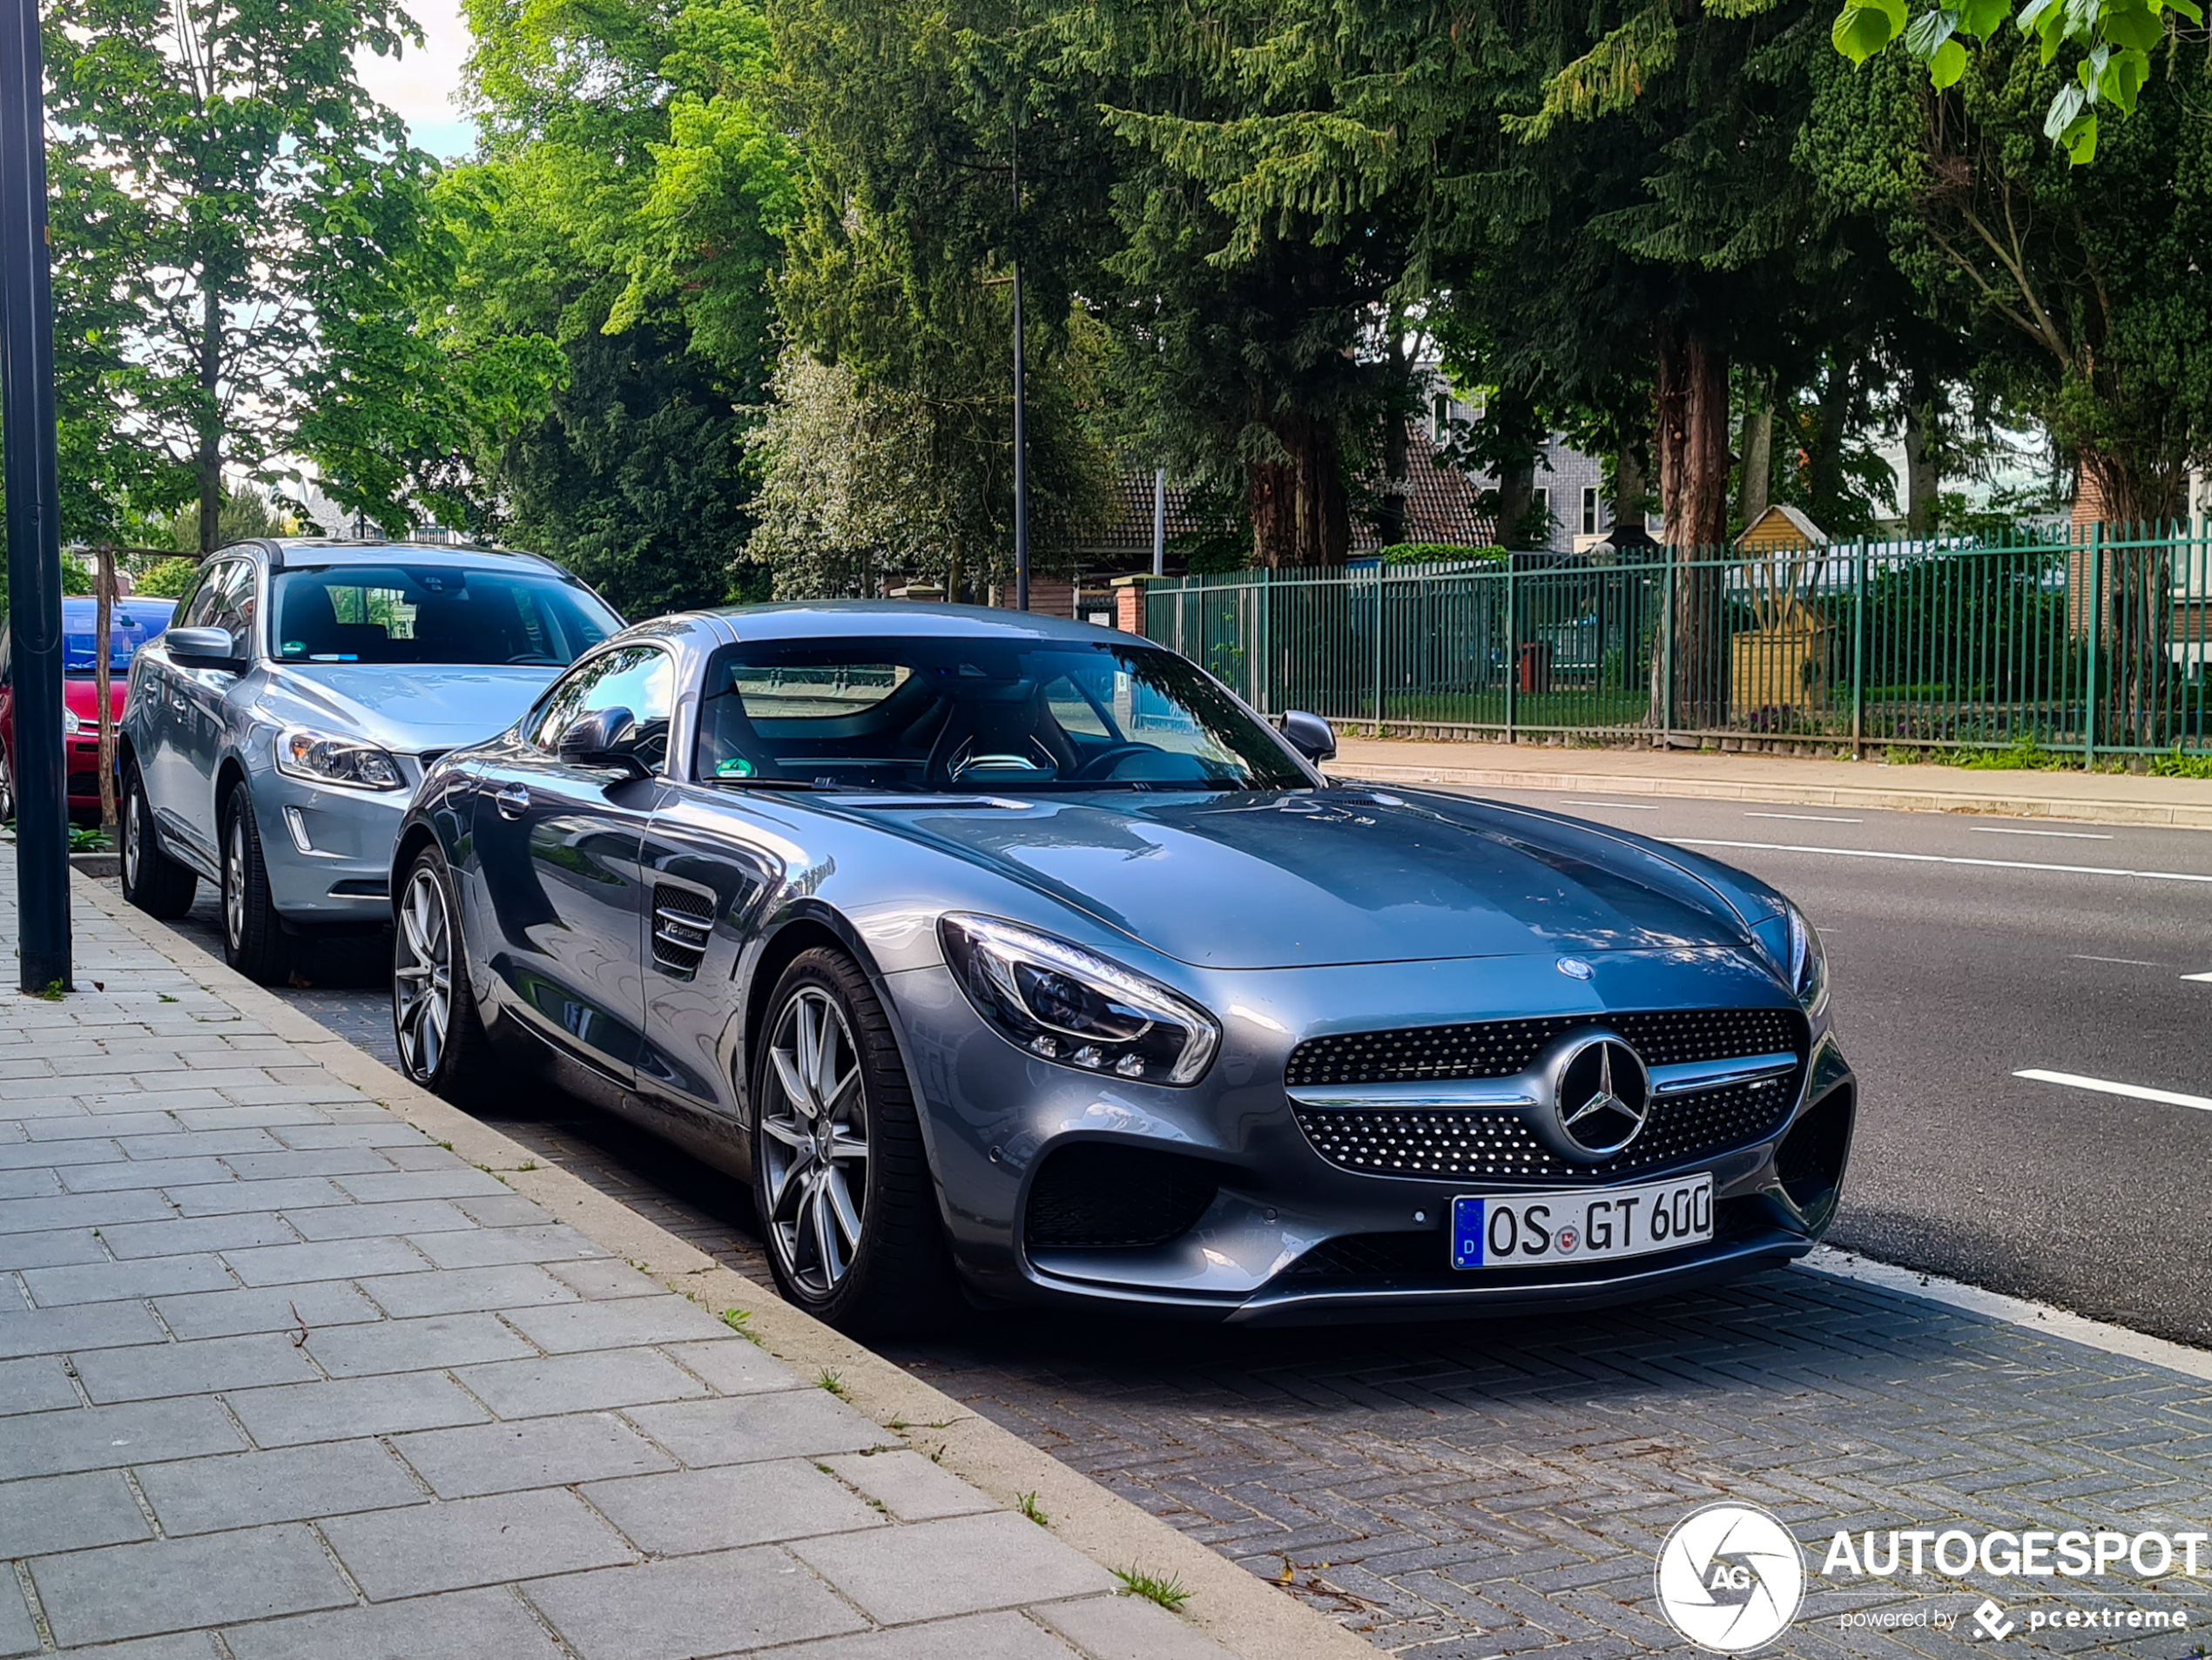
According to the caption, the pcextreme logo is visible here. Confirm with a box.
[1656,1502,1806,1653]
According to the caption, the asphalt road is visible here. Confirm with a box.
[160,786,2212,1347]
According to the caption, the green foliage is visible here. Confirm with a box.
[1378,543,1511,567]
[132,560,200,600]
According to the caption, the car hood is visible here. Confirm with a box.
[834,787,1758,969]
[257,664,561,753]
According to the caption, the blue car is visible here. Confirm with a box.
[119,539,623,981]
[388,604,1855,1331]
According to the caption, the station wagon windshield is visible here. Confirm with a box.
[270,565,619,667]
[693,638,1310,792]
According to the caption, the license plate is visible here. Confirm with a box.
[1450,1173,1714,1270]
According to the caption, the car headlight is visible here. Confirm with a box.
[274,727,406,792]
[1757,900,1828,1014]
[940,914,1221,1085]
[61,707,80,735]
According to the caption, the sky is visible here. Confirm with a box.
[355,0,476,159]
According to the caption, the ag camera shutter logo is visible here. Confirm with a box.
[1656,1501,1807,1652]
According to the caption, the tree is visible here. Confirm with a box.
[44,0,436,554]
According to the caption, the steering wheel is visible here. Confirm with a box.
[1069,743,1157,781]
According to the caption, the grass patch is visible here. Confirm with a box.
[1016,1490,1048,1527]
[816,1368,849,1400]
[2149,747,2212,779]
[30,980,65,1002]
[719,1308,763,1345]
[1113,1566,1190,1613]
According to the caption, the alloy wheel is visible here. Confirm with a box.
[0,748,13,822]
[760,984,872,1296]
[392,867,453,1080]
[123,786,144,889]
[223,813,247,948]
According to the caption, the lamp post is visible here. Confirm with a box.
[0,0,72,993]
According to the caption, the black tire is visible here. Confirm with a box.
[219,786,289,983]
[119,759,197,918]
[0,740,15,823]
[751,948,954,1334]
[391,846,499,1104]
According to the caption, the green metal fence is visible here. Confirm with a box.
[1140,523,2212,759]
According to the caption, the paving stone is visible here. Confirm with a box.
[23,1113,179,1142]
[625,1390,890,1467]
[303,1312,536,1377]
[1034,1596,1239,1660]
[580,1461,886,1554]
[226,1372,491,1446]
[0,1169,62,1199]
[408,1225,608,1271]
[0,1581,30,1659]
[0,1353,85,1414]
[219,1238,430,1286]
[152,1279,382,1341]
[0,1398,244,1480]
[790,1512,1116,1623]
[48,1632,220,1659]
[20,1254,237,1306]
[58,1156,233,1192]
[165,1178,347,1217]
[320,1488,634,1599]
[523,1549,867,1660]
[450,1193,552,1227]
[820,1450,1000,1522]
[748,1612,1084,1660]
[29,1524,354,1647]
[95,1213,298,1259]
[280,1198,475,1239]
[115,1129,280,1158]
[222,1588,565,1660]
[392,1411,674,1497]
[266,1123,432,1151]
[543,1258,660,1300]
[71,1333,320,1403]
[0,1191,172,1234]
[134,1439,426,1534]
[219,1149,397,1181]
[0,1471,152,1557]
[453,1349,708,1419]
[661,1340,802,1398]
[0,1228,109,1270]
[354,1263,578,1319]
[333,1170,511,1204]
[502,1298,733,1353]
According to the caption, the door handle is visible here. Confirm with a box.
[493,786,530,820]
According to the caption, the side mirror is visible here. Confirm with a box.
[165,626,244,668]
[558,705,651,780]
[1279,709,1337,765]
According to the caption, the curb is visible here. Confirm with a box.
[73,871,1379,1660]
[1338,759,2212,829]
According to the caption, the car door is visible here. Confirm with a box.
[137,558,234,860]
[475,642,675,1087]
[172,558,258,859]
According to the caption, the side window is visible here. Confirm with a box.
[174,561,233,631]
[528,644,675,773]
[181,561,257,657]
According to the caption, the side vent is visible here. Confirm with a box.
[651,884,716,979]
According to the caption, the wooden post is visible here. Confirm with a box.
[94,544,118,829]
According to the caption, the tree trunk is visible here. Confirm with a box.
[2080,449,2182,749]
[1903,368,1939,536]
[1654,322,1731,732]
[1738,374,1771,527]
[1806,354,1852,533]
[1377,330,1410,547]
[94,547,118,831]
[198,285,223,556]
[1615,435,1651,540]
[1247,408,1351,569]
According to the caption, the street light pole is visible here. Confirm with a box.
[0,0,73,993]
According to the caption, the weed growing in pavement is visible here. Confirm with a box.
[437,1140,455,1151]
[2150,747,2212,779]
[719,1308,762,1345]
[158,993,179,1003]
[1113,1567,1190,1612]
[67,827,110,854]
[30,981,64,1002]
[516,1160,538,1171]
[1017,1491,1048,1527]
[816,1368,848,1400]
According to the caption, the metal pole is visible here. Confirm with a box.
[2084,521,2103,765]
[1,0,72,993]
[1851,539,1867,759]
[1150,467,1165,578]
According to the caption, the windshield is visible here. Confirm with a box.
[63,598,174,674]
[693,637,1311,793]
[269,564,619,667]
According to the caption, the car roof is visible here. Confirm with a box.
[219,538,572,577]
[696,600,1150,646]
[64,596,175,617]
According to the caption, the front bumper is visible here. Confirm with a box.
[884,950,1855,1322]
[250,768,409,923]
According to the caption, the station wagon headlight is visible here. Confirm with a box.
[274,727,405,792]
[940,914,1221,1085]
[1757,900,1828,1015]
[61,707,81,735]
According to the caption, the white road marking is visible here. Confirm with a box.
[2014,1069,2212,1113]
[1674,837,2212,884]
[1971,826,2114,840]
[1744,812,1862,823]
[2069,955,2165,967]
[1563,800,1660,811]
[2182,971,2212,984]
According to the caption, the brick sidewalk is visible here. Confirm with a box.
[0,859,1238,1660]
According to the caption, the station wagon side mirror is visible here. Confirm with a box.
[557,705,652,781]
[164,626,246,669]
[1279,709,1337,765]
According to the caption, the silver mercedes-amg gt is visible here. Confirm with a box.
[388,603,1855,1332]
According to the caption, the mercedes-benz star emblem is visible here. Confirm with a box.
[1556,956,1595,980]
[1554,1034,1651,1158]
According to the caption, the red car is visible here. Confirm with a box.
[0,595,176,825]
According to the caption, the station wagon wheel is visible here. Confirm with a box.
[218,788,288,983]
[118,759,197,918]
[391,846,496,1103]
[751,948,954,1333]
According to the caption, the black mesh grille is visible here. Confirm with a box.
[1293,1076,1796,1184]
[1025,1144,1219,1251]
[1285,1008,1804,1088]
[651,884,716,979]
